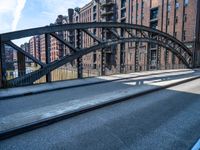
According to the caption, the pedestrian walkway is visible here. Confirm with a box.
[0,69,192,99]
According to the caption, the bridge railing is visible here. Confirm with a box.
[3,63,187,86]
[0,22,193,88]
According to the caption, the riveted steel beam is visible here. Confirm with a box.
[0,23,192,55]
[45,33,51,82]
[76,29,83,79]
[0,22,193,87]
[101,28,106,76]
[0,36,6,88]
[7,37,191,87]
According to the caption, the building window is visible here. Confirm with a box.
[151,50,157,61]
[150,21,158,29]
[93,13,97,21]
[120,43,125,50]
[93,5,96,12]
[176,2,180,9]
[150,8,158,20]
[184,14,187,22]
[174,32,177,38]
[121,0,126,8]
[93,53,96,63]
[121,29,125,37]
[93,29,96,35]
[167,4,171,12]
[175,16,178,24]
[141,13,144,19]
[183,30,186,41]
[150,43,157,48]
[136,3,139,10]
[184,0,189,6]
[141,1,144,9]
[167,18,170,25]
[121,9,126,18]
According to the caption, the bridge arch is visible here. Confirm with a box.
[0,22,193,87]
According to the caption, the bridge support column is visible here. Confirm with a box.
[0,37,6,88]
[172,54,175,69]
[101,48,106,76]
[101,28,106,76]
[147,43,151,71]
[76,29,83,78]
[135,42,139,72]
[17,52,26,77]
[45,34,51,82]
[77,57,83,78]
[192,40,197,68]
[165,49,169,69]
[157,46,161,70]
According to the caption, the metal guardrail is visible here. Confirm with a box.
[5,64,187,86]
[0,22,193,88]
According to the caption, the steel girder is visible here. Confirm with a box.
[0,22,192,87]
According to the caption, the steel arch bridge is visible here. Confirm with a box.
[0,22,193,87]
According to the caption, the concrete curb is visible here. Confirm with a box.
[191,138,200,150]
[0,75,199,141]
[0,70,192,100]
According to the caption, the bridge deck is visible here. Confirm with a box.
[0,69,192,99]
[0,69,200,149]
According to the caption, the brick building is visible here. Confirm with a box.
[5,46,14,70]
[29,36,41,62]
[20,42,30,62]
[73,1,102,70]
[17,0,200,74]
[68,0,200,72]
[50,15,68,62]
[40,34,46,63]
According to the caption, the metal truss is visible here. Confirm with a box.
[0,22,193,87]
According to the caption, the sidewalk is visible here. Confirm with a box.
[0,73,199,140]
[0,69,192,100]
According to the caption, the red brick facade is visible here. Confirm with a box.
[70,0,200,70]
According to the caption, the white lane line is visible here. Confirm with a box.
[192,138,200,150]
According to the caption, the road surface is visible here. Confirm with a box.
[0,71,200,150]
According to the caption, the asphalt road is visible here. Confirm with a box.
[0,77,200,150]
[0,70,199,118]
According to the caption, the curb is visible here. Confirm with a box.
[0,75,199,141]
[0,70,192,100]
[191,138,200,150]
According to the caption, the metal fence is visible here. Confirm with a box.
[4,63,187,87]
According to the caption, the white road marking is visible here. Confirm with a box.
[192,138,200,150]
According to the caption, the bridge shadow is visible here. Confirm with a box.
[114,72,196,86]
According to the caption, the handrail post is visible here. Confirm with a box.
[17,52,26,77]
[45,33,51,82]
[76,29,83,78]
[101,28,106,76]
[0,36,6,88]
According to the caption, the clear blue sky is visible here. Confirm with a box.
[0,0,91,34]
